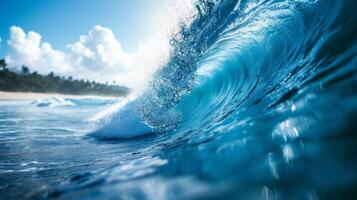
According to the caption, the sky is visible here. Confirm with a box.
[0,0,195,88]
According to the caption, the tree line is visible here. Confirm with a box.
[0,59,130,97]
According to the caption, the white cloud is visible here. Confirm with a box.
[6,26,71,74]
[66,25,162,88]
[68,25,129,72]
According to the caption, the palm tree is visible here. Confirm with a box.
[21,65,30,74]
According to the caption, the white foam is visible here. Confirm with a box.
[89,96,153,139]
[31,97,75,107]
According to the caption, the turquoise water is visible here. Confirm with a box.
[1,0,357,199]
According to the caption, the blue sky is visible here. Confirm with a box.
[0,0,167,57]
[0,0,193,87]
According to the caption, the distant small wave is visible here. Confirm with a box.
[31,97,75,107]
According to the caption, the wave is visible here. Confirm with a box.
[90,0,357,140]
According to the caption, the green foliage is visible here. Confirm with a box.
[0,59,130,97]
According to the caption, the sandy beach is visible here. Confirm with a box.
[0,91,118,101]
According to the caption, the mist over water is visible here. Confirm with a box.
[1,0,357,199]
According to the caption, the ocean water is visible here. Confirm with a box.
[1,0,357,199]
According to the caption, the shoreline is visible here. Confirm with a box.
[0,91,120,101]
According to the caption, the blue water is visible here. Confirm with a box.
[1,0,357,199]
